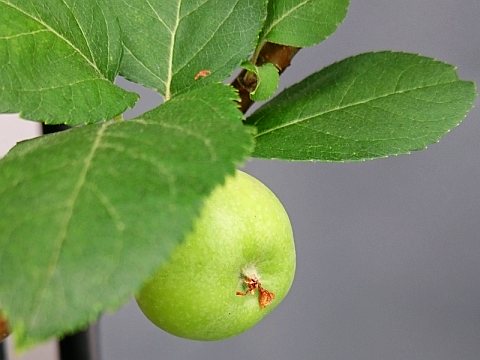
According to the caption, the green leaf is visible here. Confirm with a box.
[258,0,349,48]
[112,0,267,100]
[0,83,254,349]
[246,51,477,161]
[241,61,280,102]
[0,0,139,125]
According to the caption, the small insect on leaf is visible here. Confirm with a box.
[194,70,211,80]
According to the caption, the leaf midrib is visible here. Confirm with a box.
[260,0,309,44]
[27,122,110,328]
[1,0,104,78]
[165,1,182,100]
[255,80,459,138]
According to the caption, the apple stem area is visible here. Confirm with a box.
[236,277,275,310]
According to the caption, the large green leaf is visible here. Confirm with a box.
[0,0,139,125]
[246,51,477,161]
[112,0,267,100]
[0,83,254,349]
[258,0,349,48]
[0,0,138,125]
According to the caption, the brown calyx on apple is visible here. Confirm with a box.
[236,277,275,310]
[0,311,9,342]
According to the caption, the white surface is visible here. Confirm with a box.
[6,338,57,360]
[0,115,41,157]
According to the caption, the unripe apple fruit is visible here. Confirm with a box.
[136,170,296,340]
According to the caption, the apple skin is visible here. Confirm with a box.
[136,170,296,341]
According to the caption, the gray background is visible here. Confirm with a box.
[100,1,480,359]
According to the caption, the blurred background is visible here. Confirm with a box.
[1,0,479,359]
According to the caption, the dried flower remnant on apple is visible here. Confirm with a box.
[0,312,9,342]
[236,276,275,310]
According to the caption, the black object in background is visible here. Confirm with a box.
[59,327,99,360]
[42,124,70,135]
[0,341,6,360]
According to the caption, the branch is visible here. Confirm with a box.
[232,42,300,114]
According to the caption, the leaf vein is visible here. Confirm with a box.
[165,1,182,100]
[0,29,49,40]
[256,81,460,138]
[143,121,218,162]
[0,0,104,77]
[145,0,173,33]
[59,0,96,70]
[261,0,309,44]
[122,45,168,88]
[172,1,238,79]
[27,122,111,328]
[99,142,178,198]
[85,182,125,232]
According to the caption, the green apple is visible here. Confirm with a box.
[136,170,296,340]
